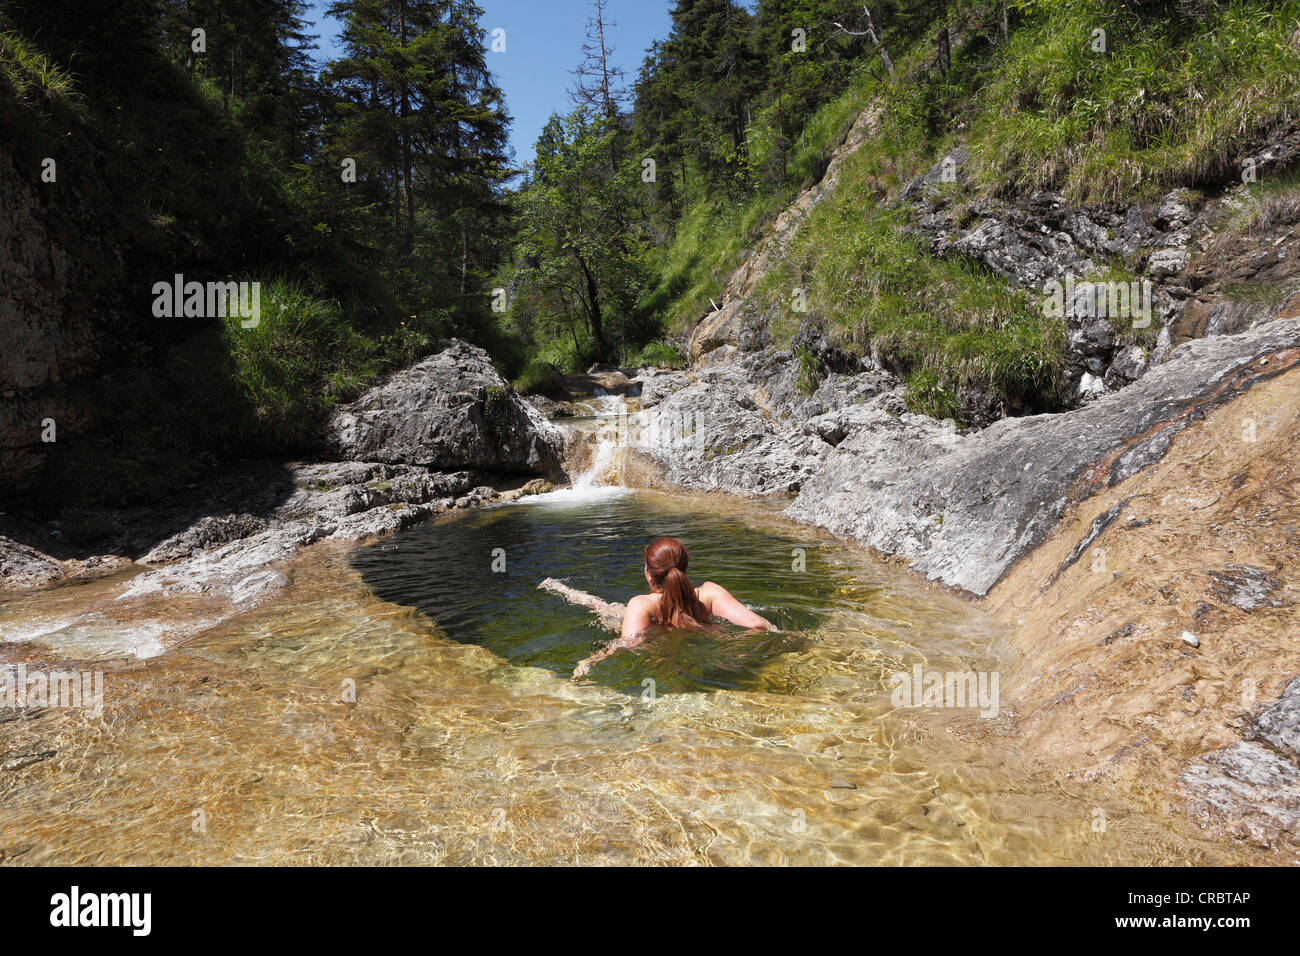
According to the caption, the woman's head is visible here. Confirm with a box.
[643,536,710,629]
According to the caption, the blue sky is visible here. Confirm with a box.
[303,1,675,166]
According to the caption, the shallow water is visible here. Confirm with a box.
[0,485,1265,865]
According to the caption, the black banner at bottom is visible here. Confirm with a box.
[0,865,1285,942]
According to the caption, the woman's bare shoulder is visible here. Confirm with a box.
[697,581,727,598]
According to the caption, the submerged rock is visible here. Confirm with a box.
[1252,676,1300,761]
[231,569,292,605]
[1182,742,1300,852]
[1207,564,1291,612]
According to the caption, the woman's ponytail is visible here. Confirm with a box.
[645,537,711,628]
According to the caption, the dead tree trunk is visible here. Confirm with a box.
[831,5,895,76]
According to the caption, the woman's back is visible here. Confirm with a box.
[572,537,773,677]
[625,580,770,639]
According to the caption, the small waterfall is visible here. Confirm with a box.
[571,392,629,488]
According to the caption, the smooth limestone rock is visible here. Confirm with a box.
[786,317,1300,596]
[635,367,833,495]
[328,338,566,478]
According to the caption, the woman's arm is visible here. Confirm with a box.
[699,582,773,630]
[538,578,626,632]
[572,596,654,677]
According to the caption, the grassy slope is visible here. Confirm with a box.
[640,0,1300,421]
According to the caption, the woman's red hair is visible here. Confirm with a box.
[644,536,711,629]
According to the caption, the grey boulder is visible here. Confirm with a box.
[328,338,566,477]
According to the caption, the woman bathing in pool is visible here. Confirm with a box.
[572,536,773,677]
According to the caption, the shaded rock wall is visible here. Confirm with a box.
[0,150,127,495]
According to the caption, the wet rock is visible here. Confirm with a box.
[454,485,500,509]
[521,477,554,496]
[1181,742,1300,852]
[1,750,57,772]
[230,569,292,606]
[1252,677,1300,760]
[138,513,270,565]
[117,463,488,605]
[522,394,576,419]
[328,338,565,478]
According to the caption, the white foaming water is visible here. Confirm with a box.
[508,394,634,506]
[0,614,82,646]
[572,394,629,490]
[513,485,633,506]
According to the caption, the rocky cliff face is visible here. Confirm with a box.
[0,150,127,495]
[903,137,1300,406]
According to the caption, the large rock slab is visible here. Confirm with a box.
[0,536,65,590]
[786,317,1300,595]
[634,367,832,495]
[328,338,565,477]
